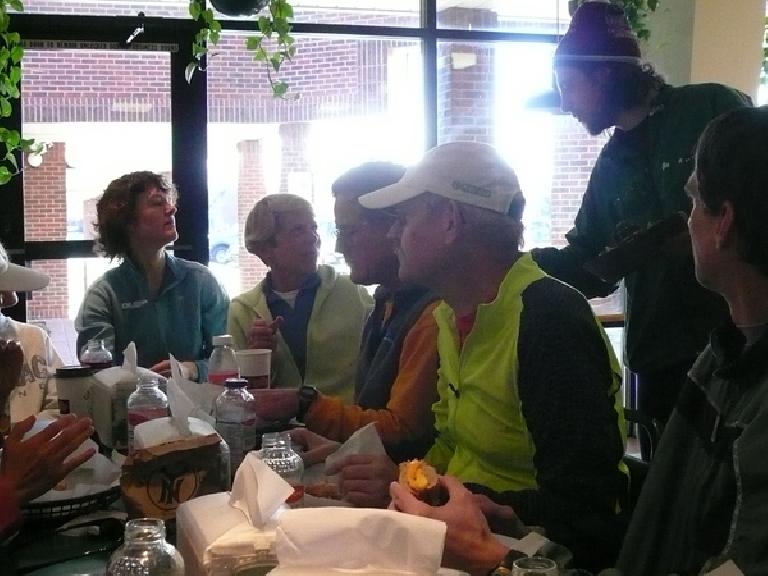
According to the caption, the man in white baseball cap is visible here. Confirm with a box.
[0,241,63,423]
[0,242,49,293]
[325,141,630,570]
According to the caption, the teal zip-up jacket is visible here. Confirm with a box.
[75,254,229,381]
[534,83,750,373]
[228,264,373,401]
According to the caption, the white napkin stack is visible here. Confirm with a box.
[270,507,446,575]
[177,453,301,576]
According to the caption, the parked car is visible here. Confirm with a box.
[209,230,240,264]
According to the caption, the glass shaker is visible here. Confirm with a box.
[80,338,113,370]
[256,431,304,505]
[106,518,184,575]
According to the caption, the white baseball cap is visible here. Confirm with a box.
[358,141,523,216]
[0,242,49,292]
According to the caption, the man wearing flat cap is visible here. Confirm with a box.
[532,0,751,455]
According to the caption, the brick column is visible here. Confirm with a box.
[279,122,313,200]
[237,139,270,292]
[549,117,608,246]
[23,142,68,320]
[436,7,497,145]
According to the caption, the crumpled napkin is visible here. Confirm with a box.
[230,452,294,527]
[271,507,446,575]
[168,354,220,427]
[324,422,385,483]
[168,354,216,433]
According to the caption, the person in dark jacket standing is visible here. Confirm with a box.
[532,1,751,453]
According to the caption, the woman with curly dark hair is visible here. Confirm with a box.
[75,171,228,381]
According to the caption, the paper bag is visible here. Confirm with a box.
[120,432,228,520]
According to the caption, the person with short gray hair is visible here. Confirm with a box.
[228,193,372,400]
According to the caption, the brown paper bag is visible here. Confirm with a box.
[121,433,228,520]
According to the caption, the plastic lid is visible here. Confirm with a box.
[212,334,233,346]
[56,365,95,378]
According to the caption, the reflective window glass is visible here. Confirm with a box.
[437,0,570,33]
[206,31,424,296]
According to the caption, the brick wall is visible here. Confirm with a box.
[23,142,69,319]
[237,139,269,292]
[550,117,608,247]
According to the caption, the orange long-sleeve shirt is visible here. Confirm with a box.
[304,302,439,447]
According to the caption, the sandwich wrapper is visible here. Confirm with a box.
[120,356,228,521]
[322,422,386,488]
[20,416,121,504]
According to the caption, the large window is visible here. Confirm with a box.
[7,1,601,364]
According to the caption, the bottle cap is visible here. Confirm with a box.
[224,377,248,388]
[212,334,234,346]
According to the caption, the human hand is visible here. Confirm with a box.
[0,415,96,505]
[327,453,397,508]
[250,389,299,422]
[471,493,527,537]
[390,475,509,576]
[149,359,198,381]
[289,427,340,467]
[247,317,283,351]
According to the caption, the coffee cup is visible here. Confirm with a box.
[235,349,271,390]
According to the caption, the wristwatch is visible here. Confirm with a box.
[297,384,318,421]
[487,549,526,576]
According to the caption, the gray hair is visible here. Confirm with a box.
[244,193,314,254]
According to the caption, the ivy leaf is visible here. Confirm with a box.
[246,36,263,50]
[8,0,25,11]
[185,61,197,83]
[189,0,202,19]
[6,151,18,171]
[0,98,11,117]
[0,166,12,186]
[5,129,20,147]
[269,53,282,72]
[272,81,288,98]
[258,16,273,37]
[10,46,24,64]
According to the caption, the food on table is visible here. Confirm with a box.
[398,459,447,505]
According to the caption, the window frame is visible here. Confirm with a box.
[5,2,561,322]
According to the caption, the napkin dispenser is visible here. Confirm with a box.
[90,366,166,450]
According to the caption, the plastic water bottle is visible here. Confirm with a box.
[256,431,305,505]
[80,338,113,370]
[214,377,257,474]
[106,518,184,575]
[126,374,169,452]
[208,334,239,384]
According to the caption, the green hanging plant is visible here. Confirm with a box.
[0,0,41,185]
[187,0,296,99]
[569,0,660,41]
